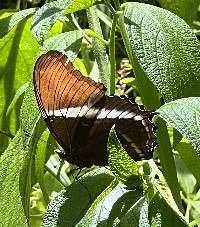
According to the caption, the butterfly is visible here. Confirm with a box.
[33,51,156,167]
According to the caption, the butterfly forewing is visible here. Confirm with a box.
[34,51,105,113]
[34,52,105,162]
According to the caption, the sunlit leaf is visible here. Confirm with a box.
[32,0,97,44]
[123,3,200,102]
[158,0,199,25]
[0,131,28,227]
[39,30,83,62]
[43,168,115,226]
[158,97,200,154]
[0,17,38,152]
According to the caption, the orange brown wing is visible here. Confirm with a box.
[34,51,107,166]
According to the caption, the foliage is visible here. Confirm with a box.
[0,0,200,226]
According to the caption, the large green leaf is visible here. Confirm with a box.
[19,84,41,217]
[148,161,187,225]
[0,9,16,19]
[155,117,181,209]
[118,9,160,110]
[0,8,35,39]
[43,168,115,226]
[78,181,129,226]
[107,190,143,226]
[39,30,83,62]
[158,97,200,154]
[31,0,97,44]
[114,198,149,226]
[174,152,196,195]
[0,17,39,152]
[176,141,200,185]
[6,82,29,117]
[123,3,200,102]
[0,131,28,227]
[149,193,188,227]
[158,0,199,26]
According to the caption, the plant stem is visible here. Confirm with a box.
[16,0,21,9]
[156,117,183,211]
[109,14,118,94]
[105,0,118,14]
[70,14,92,45]
[85,29,109,46]
[87,5,110,90]
[21,0,27,9]
[125,87,134,95]
[113,0,121,11]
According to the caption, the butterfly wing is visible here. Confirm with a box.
[34,51,107,166]
[34,51,156,167]
[93,96,156,161]
[70,96,156,166]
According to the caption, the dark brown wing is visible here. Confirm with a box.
[66,96,156,167]
[89,96,156,162]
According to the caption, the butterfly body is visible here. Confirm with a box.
[34,51,156,167]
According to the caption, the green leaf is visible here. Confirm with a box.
[74,58,88,76]
[39,30,84,62]
[78,181,127,226]
[118,198,149,226]
[45,20,63,40]
[155,117,181,210]
[107,128,141,185]
[123,2,200,102]
[0,17,39,152]
[0,8,35,39]
[44,170,64,195]
[158,97,200,155]
[20,84,40,139]
[148,161,187,225]
[190,198,200,223]
[19,84,41,217]
[6,82,29,117]
[107,190,143,226]
[149,193,188,227]
[0,131,28,227]
[158,0,199,26]
[35,127,51,205]
[176,141,200,185]
[190,219,200,227]
[0,9,16,19]
[96,8,120,32]
[174,152,196,195]
[31,0,97,44]
[87,5,110,89]
[43,168,115,226]
[118,6,160,110]
[173,128,182,148]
